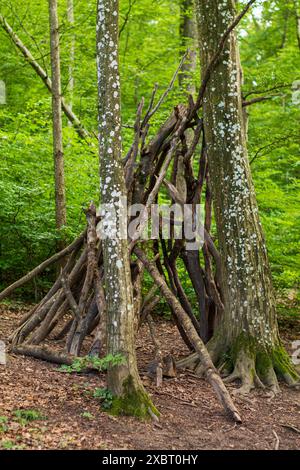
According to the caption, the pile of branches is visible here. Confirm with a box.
[1,91,242,422]
[2,91,221,362]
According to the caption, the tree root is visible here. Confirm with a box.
[179,337,300,396]
[222,349,269,396]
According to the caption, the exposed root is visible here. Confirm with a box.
[226,350,257,396]
[180,336,299,397]
[176,352,199,370]
[287,382,300,390]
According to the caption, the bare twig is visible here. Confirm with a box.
[119,0,137,37]
[142,51,189,127]
[243,83,292,99]
[250,133,297,164]
[272,429,280,450]
[125,98,144,188]
[141,83,159,128]
[242,95,282,107]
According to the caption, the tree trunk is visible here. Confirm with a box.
[48,0,67,234]
[195,0,299,393]
[179,0,197,94]
[96,0,158,418]
[67,0,75,121]
[294,0,300,50]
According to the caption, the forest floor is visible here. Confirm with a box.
[0,303,299,450]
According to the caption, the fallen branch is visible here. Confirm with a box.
[272,429,280,450]
[279,423,300,434]
[61,273,80,320]
[11,344,74,365]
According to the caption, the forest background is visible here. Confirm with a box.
[0,0,299,321]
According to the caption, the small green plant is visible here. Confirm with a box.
[1,439,25,450]
[58,353,125,374]
[93,388,113,410]
[13,409,46,424]
[1,440,14,450]
[81,411,94,420]
[0,416,8,433]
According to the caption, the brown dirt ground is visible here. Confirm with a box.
[0,304,299,450]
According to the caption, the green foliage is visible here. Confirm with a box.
[58,354,125,374]
[0,439,25,450]
[81,411,95,420]
[93,388,113,410]
[240,0,300,294]
[0,0,298,308]
[13,409,46,424]
[0,416,8,433]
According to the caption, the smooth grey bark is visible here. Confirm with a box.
[96,0,158,418]
[178,1,209,340]
[178,0,196,199]
[48,0,66,232]
[195,0,298,392]
[294,0,300,49]
[179,0,197,94]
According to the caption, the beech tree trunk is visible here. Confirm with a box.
[294,0,300,50]
[179,0,197,94]
[96,0,158,418]
[49,0,66,232]
[195,0,299,393]
[178,0,210,341]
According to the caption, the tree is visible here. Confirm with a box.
[194,0,299,393]
[179,0,196,94]
[294,0,300,49]
[67,0,75,118]
[96,0,158,418]
[48,0,66,234]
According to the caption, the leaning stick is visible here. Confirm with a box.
[61,274,80,320]
[129,137,180,249]
[134,247,242,423]
[0,231,85,302]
